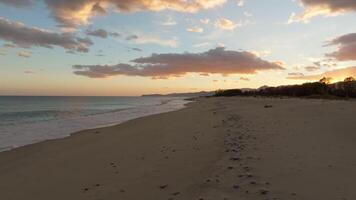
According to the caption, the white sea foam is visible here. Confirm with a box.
[0,98,190,152]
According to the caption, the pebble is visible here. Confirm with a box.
[159,185,168,189]
[259,189,269,195]
[250,181,257,185]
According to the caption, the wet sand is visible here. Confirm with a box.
[0,97,356,200]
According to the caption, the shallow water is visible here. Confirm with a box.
[0,96,189,151]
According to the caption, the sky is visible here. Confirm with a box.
[1,0,356,96]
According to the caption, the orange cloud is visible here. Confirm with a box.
[215,18,238,30]
[4,0,225,28]
[73,47,284,79]
[288,66,356,81]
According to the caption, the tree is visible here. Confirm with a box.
[342,77,356,98]
[344,77,355,82]
[319,77,332,84]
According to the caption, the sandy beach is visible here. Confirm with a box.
[1,97,356,200]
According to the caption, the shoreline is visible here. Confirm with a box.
[1,97,356,200]
[0,97,190,153]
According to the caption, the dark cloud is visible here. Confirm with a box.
[86,28,108,38]
[126,34,139,40]
[0,17,92,52]
[73,47,284,79]
[131,47,142,52]
[300,0,356,12]
[91,2,107,15]
[289,0,356,23]
[85,28,122,39]
[326,33,356,61]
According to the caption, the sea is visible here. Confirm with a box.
[0,96,190,152]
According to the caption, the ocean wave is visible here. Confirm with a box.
[0,98,190,152]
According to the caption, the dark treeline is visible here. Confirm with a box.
[214,77,356,98]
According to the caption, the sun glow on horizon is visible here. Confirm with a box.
[1,0,356,96]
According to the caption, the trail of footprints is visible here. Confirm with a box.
[197,112,282,200]
[80,103,298,200]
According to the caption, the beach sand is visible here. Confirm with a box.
[0,97,356,200]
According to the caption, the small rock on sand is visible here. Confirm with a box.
[159,185,168,189]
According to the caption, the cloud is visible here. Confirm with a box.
[240,77,250,81]
[91,2,107,15]
[73,47,284,79]
[18,51,32,58]
[287,66,356,80]
[126,34,139,40]
[244,11,253,17]
[288,0,356,23]
[237,0,244,7]
[312,59,337,68]
[288,72,305,77]
[0,17,93,52]
[0,0,226,28]
[134,35,179,47]
[109,32,120,37]
[200,18,210,24]
[251,50,271,57]
[3,43,16,48]
[215,18,238,30]
[326,33,356,61]
[305,65,320,72]
[86,28,119,39]
[24,70,35,74]
[86,28,108,38]
[193,42,211,48]
[214,18,252,31]
[131,47,142,52]
[161,17,177,26]
[119,33,178,47]
[186,27,204,33]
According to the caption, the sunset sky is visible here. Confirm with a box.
[1,0,356,96]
